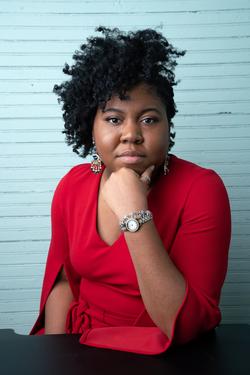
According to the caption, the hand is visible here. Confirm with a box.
[101,165,155,219]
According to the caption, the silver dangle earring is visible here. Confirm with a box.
[90,139,103,174]
[163,154,170,176]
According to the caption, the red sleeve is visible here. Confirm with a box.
[169,169,231,344]
[30,177,80,335]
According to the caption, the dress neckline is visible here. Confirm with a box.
[93,168,124,248]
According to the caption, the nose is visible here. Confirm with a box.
[120,120,144,144]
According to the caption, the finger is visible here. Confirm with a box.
[140,175,151,186]
[140,165,155,186]
[141,165,155,179]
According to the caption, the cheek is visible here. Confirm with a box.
[93,121,109,146]
[93,127,119,160]
[99,132,117,151]
[150,128,169,153]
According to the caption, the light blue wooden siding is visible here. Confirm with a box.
[0,0,249,334]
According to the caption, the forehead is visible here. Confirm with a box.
[103,83,166,112]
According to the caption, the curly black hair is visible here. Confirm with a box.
[53,26,185,157]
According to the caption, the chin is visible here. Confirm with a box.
[112,163,141,175]
[124,165,147,175]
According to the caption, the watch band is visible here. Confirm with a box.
[119,210,153,232]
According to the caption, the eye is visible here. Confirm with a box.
[141,117,159,125]
[105,117,121,125]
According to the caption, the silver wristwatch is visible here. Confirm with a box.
[119,210,153,233]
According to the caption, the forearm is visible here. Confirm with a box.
[124,221,186,338]
[45,280,74,334]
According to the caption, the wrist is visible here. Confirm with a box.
[117,200,148,219]
[119,210,153,233]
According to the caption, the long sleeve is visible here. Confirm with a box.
[168,169,231,344]
[30,176,80,335]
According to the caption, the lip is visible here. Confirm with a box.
[116,150,145,164]
[117,150,145,157]
[118,156,144,164]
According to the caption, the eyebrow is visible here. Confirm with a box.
[102,107,163,116]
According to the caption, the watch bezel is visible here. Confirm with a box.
[126,218,140,232]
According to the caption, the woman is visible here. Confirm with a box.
[31,27,231,355]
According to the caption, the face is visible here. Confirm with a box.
[92,83,170,176]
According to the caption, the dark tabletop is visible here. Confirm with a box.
[0,324,249,375]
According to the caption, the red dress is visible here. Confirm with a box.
[30,154,231,355]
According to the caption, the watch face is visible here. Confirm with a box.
[126,218,140,232]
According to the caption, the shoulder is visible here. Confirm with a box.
[169,154,230,211]
[64,162,91,178]
[162,154,230,212]
[169,154,226,189]
[62,163,92,181]
[170,154,214,177]
[53,163,93,198]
